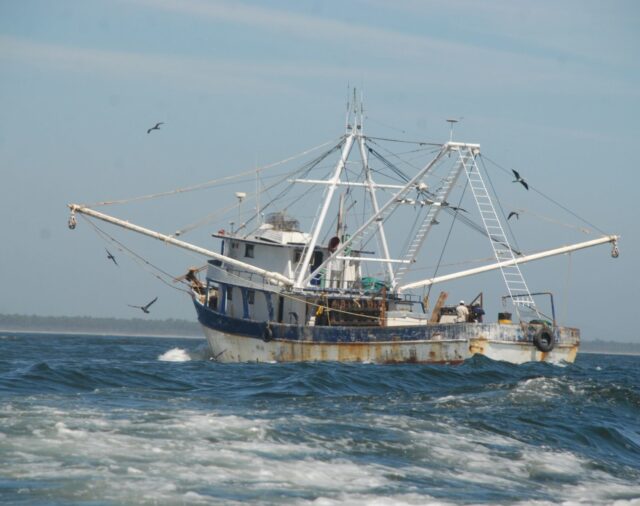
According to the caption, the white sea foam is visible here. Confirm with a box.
[308,493,451,505]
[157,347,191,362]
[3,403,640,505]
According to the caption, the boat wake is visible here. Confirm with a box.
[158,344,212,362]
[2,333,639,505]
[157,348,191,362]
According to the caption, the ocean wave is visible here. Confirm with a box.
[158,348,192,362]
[1,333,639,504]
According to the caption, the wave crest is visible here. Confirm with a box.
[158,348,191,362]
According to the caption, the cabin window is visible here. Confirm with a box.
[294,249,303,263]
[247,290,255,305]
[245,244,254,258]
[227,287,233,301]
[310,250,324,286]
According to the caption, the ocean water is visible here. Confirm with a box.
[1,332,639,506]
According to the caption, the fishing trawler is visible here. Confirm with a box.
[68,95,619,364]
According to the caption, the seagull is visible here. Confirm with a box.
[511,169,529,190]
[507,211,520,221]
[128,296,158,314]
[147,122,164,134]
[105,248,118,266]
[442,201,467,213]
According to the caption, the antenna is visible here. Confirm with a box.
[235,192,246,235]
[345,87,359,133]
[255,160,261,226]
[345,83,351,132]
[446,118,458,142]
[357,89,364,133]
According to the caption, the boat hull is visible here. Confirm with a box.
[194,300,579,364]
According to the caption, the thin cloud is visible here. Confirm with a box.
[122,0,635,98]
[127,0,493,60]
[358,0,639,68]
[1,7,635,102]
[0,35,255,91]
[0,34,381,93]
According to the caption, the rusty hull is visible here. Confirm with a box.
[201,325,580,364]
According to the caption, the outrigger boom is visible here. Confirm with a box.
[67,204,294,287]
[398,235,620,292]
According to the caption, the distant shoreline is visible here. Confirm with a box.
[0,328,203,339]
[580,350,640,357]
[0,314,202,338]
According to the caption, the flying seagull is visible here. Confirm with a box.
[442,201,467,213]
[147,122,164,134]
[511,169,529,190]
[507,211,520,221]
[105,248,118,266]
[128,296,158,314]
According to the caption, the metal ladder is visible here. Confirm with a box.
[462,148,538,318]
[394,151,469,284]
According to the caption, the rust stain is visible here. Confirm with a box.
[207,325,580,364]
[468,338,487,356]
[382,358,464,365]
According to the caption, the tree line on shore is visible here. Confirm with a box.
[0,314,201,336]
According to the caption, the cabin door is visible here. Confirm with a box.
[277,296,284,323]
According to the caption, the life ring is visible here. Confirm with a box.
[263,324,273,343]
[533,328,555,352]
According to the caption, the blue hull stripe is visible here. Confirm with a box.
[193,300,526,344]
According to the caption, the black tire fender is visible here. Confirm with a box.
[533,328,555,352]
[263,323,273,343]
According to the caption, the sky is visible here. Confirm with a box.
[0,0,638,342]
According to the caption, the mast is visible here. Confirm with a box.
[293,133,356,289]
[300,143,450,287]
[293,95,361,289]
[358,129,395,288]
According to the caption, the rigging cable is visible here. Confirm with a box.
[425,178,470,304]
[178,142,341,239]
[479,155,522,254]
[481,154,608,235]
[238,141,344,236]
[367,145,521,256]
[84,137,344,208]
[364,135,443,147]
[80,215,193,296]
[173,164,338,237]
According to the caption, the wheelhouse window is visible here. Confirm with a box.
[247,290,255,305]
[227,287,233,300]
[245,244,254,258]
